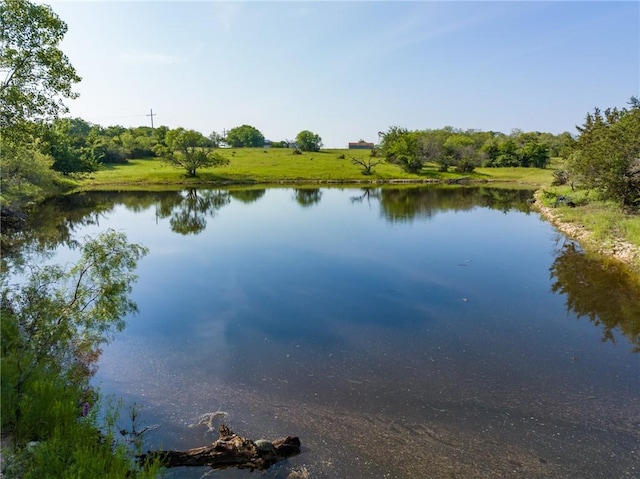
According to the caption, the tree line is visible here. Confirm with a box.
[1,117,325,178]
[378,126,575,174]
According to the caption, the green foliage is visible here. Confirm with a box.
[482,132,550,168]
[39,119,100,175]
[0,140,67,208]
[379,126,422,173]
[208,130,224,148]
[0,367,161,478]
[0,0,81,142]
[1,230,157,477]
[443,134,481,172]
[538,185,640,252]
[566,99,640,210]
[155,127,229,177]
[379,125,555,173]
[1,230,148,416]
[295,130,323,152]
[225,124,265,148]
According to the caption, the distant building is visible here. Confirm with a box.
[348,141,374,150]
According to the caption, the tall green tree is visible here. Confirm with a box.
[208,131,224,148]
[443,134,480,172]
[225,124,265,148]
[567,99,640,209]
[379,127,422,173]
[295,130,322,152]
[0,0,81,140]
[154,128,229,177]
[39,118,100,175]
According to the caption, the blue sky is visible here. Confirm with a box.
[50,1,639,147]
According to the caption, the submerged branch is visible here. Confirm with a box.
[137,425,301,471]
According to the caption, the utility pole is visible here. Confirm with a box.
[147,108,156,129]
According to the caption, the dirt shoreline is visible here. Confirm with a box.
[532,191,640,272]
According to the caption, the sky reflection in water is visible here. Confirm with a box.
[35,186,638,478]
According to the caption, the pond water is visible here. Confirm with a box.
[9,186,640,478]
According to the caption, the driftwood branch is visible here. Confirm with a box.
[138,425,301,471]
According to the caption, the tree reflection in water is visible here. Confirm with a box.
[293,188,322,208]
[550,241,640,352]
[228,189,266,204]
[349,188,380,205]
[157,189,230,235]
[378,186,534,222]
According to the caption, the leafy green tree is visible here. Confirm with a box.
[442,134,480,172]
[0,141,61,208]
[567,99,640,209]
[0,230,163,477]
[1,230,148,420]
[39,118,99,175]
[379,126,422,173]
[154,128,229,177]
[225,124,265,148]
[153,125,170,146]
[208,131,224,148]
[295,130,322,152]
[519,138,549,168]
[415,131,447,170]
[0,0,81,140]
[494,138,519,167]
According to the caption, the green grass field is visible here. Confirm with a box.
[78,148,556,188]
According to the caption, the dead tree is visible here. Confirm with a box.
[138,425,301,471]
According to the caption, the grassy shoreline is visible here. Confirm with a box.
[75,148,555,188]
[70,149,639,271]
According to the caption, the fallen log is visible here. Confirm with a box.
[138,425,301,471]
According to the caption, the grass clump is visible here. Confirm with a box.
[538,186,640,248]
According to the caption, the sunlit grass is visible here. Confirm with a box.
[539,186,640,248]
[79,148,553,187]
